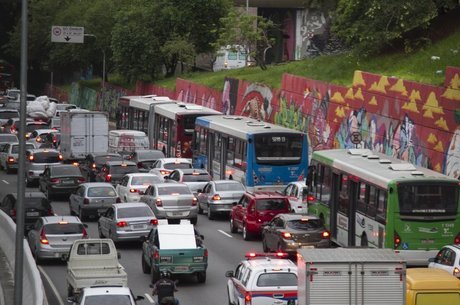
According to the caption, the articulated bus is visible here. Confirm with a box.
[307,148,460,266]
[149,102,221,159]
[116,95,174,132]
[193,115,309,191]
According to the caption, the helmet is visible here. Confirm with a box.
[160,271,171,279]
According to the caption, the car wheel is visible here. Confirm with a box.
[262,236,269,252]
[243,224,251,241]
[230,217,238,233]
[5,164,11,174]
[33,248,42,265]
[46,188,53,201]
[141,255,150,274]
[191,217,198,225]
[198,203,203,214]
[79,208,85,222]
[98,224,104,238]
[197,271,206,283]
[207,204,214,220]
[25,177,31,187]
[151,266,160,283]
[67,285,74,298]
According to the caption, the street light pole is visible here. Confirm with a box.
[246,0,249,12]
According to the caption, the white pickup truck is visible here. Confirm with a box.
[64,239,128,298]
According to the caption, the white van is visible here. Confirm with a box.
[213,45,248,72]
[108,130,149,154]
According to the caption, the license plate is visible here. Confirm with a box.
[61,180,74,185]
[132,224,146,230]
[421,239,434,244]
[175,266,189,271]
[26,212,39,216]
[170,211,187,217]
[98,209,107,213]
[301,245,315,249]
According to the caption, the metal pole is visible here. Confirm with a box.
[15,0,28,303]
[246,0,249,12]
[50,71,53,97]
[102,50,105,90]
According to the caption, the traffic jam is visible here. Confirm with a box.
[0,92,459,305]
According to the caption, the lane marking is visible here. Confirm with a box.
[144,293,154,303]
[2,180,9,184]
[219,230,233,238]
[38,265,65,305]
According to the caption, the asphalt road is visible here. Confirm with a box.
[0,169,264,305]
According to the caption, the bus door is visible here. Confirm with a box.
[207,133,216,177]
[347,179,358,246]
[329,172,339,240]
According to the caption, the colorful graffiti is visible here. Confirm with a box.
[295,9,328,59]
[176,78,223,112]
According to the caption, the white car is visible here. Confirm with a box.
[116,173,163,202]
[73,285,144,305]
[26,129,59,146]
[428,244,460,278]
[279,181,309,213]
[149,157,192,178]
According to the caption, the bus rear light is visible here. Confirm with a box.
[156,198,163,207]
[322,231,330,239]
[211,194,221,201]
[394,231,401,249]
[454,233,460,245]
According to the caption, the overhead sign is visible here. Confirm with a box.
[51,26,84,43]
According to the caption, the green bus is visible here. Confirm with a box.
[306,148,460,266]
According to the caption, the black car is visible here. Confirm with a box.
[80,152,124,182]
[125,149,165,172]
[0,192,54,233]
[95,161,139,186]
[38,164,85,200]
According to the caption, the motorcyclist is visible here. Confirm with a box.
[151,271,180,305]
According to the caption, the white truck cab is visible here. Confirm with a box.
[226,252,298,305]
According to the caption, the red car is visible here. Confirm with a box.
[230,191,291,240]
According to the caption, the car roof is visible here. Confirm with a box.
[159,158,191,163]
[105,161,137,166]
[246,191,288,199]
[173,168,209,174]
[40,216,82,224]
[8,192,47,199]
[112,202,150,209]
[82,286,131,296]
[277,213,320,221]
[89,152,122,157]
[81,182,115,188]
[155,182,189,188]
[244,256,297,269]
[26,148,60,153]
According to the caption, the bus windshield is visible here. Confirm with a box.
[254,134,302,165]
[398,183,458,218]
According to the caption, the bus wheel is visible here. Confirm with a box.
[361,234,368,247]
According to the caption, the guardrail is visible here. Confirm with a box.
[0,210,47,305]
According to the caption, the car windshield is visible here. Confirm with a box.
[87,187,116,197]
[157,185,190,195]
[256,199,287,211]
[12,144,35,153]
[24,198,48,208]
[117,206,154,218]
[110,165,138,174]
[137,150,164,160]
[95,155,123,165]
[286,219,323,230]
[31,152,60,163]
[26,123,49,132]
[0,111,18,119]
[182,173,211,182]
[44,223,84,234]
[51,166,81,176]
[83,295,132,305]
[131,176,162,185]
[0,134,18,142]
[164,162,192,170]
[216,182,245,192]
[256,273,297,287]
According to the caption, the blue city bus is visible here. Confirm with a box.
[193,115,309,191]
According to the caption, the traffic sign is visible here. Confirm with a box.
[51,26,84,43]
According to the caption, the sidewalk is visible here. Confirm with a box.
[0,247,14,305]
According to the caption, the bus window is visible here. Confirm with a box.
[357,182,367,214]
[338,174,349,214]
[320,166,332,205]
[213,134,222,162]
[254,134,302,165]
[227,137,235,166]
[367,186,377,217]
[376,190,387,223]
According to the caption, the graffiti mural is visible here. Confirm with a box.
[237,82,275,121]
[176,79,223,112]
[295,9,328,59]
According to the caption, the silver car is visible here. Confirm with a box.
[25,148,63,186]
[69,183,120,221]
[166,168,212,195]
[139,183,198,225]
[196,180,246,219]
[0,142,35,173]
[27,216,88,263]
[97,202,157,242]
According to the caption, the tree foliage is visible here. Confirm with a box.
[214,8,277,70]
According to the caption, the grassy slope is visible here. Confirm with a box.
[153,23,460,91]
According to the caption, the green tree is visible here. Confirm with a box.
[214,8,277,70]
[161,35,196,77]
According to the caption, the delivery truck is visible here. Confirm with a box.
[59,111,109,162]
[297,248,406,305]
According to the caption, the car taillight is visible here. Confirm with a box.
[192,197,198,206]
[160,170,170,175]
[36,136,42,142]
[394,231,401,249]
[7,157,14,163]
[454,233,460,244]
[153,250,159,260]
[77,177,86,183]
[10,209,16,217]
[156,198,163,207]
[92,163,96,169]
[58,154,63,160]
[306,195,315,202]
[322,231,330,239]
[117,221,127,227]
[48,208,54,216]
[116,197,121,203]
[211,194,221,201]
[204,249,208,257]
[82,227,88,239]
[50,178,60,184]
[150,219,158,225]
[281,232,292,239]
[454,267,460,278]
[105,174,112,182]
[137,162,143,168]
[129,188,138,193]
[39,229,49,245]
[83,198,89,205]
[245,292,252,305]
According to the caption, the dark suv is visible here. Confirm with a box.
[230,191,290,240]
[80,153,123,182]
[95,161,139,186]
[0,192,54,233]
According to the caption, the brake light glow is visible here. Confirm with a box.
[7,157,15,163]
[454,233,460,245]
[150,219,158,225]
[39,229,49,245]
[29,155,34,161]
[282,232,292,239]
[105,174,112,182]
[82,227,88,239]
[83,198,90,205]
[58,221,68,224]
[211,194,221,201]
[50,178,60,184]
[192,197,198,206]
[394,231,401,249]
[322,231,330,239]
[129,189,138,193]
[116,197,121,203]
[307,195,315,202]
[153,250,159,260]
[245,292,252,305]
[72,162,79,166]
[36,136,42,142]
[117,221,128,227]
[156,198,163,207]
[92,163,96,169]
[58,154,63,160]
[77,177,86,183]
[160,170,170,175]
[245,252,288,259]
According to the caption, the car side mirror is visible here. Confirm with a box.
[197,189,202,193]
[200,234,204,240]
[225,270,234,278]
[164,176,169,180]
[67,296,77,304]
[61,253,69,261]
[135,296,145,301]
